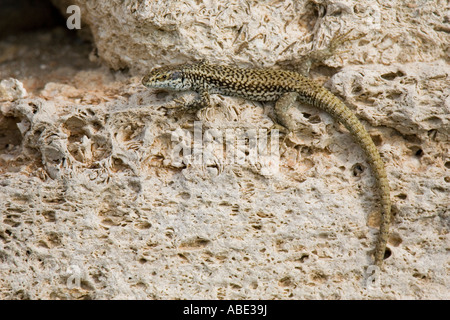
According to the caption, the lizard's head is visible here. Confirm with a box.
[142,65,189,91]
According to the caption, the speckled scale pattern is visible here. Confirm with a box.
[181,62,319,102]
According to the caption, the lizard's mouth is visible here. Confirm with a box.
[141,75,150,86]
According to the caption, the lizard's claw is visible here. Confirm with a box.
[329,28,365,52]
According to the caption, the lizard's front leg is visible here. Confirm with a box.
[174,88,211,110]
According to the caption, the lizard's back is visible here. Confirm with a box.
[183,63,323,102]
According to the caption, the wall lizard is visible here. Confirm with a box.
[142,57,391,269]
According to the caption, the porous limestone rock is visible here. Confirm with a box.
[0,0,449,299]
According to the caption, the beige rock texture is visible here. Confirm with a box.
[0,0,449,299]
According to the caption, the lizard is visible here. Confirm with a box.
[141,39,391,269]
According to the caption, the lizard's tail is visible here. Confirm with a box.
[305,85,391,268]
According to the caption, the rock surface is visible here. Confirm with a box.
[0,0,449,299]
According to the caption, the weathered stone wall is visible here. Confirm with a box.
[0,0,448,299]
